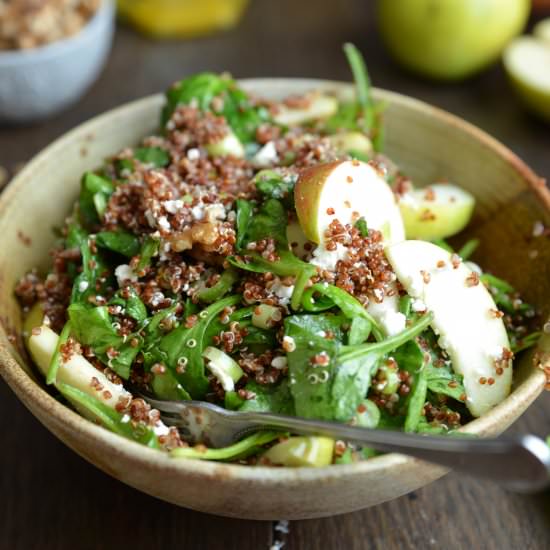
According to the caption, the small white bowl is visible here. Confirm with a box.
[0,0,115,124]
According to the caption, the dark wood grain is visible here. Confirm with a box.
[1,1,549,548]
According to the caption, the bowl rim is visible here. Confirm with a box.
[0,0,114,66]
[0,79,548,486]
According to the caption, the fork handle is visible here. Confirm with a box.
[238,412,550,492]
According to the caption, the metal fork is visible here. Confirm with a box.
[136,389,550,492]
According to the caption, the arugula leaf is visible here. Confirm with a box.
[57,383,160,448]
[393,340,426,432]
[239,379,294,415]
[68,303,141,379]
[196,269,238,303]
[159,295,241,398]
[79,172,114,228]
[235,199,254,250]
[109,288,148,323]
[348,316,371,345]
[426,363,466,403]
[285,313,345,420]
[253,170,297,209]
[46,321,72,385]
[354,217,369,237]
[457,238,479,261]
[242,198,288,247]
[67,224,112,305]
[136,237,160,272]
[152,370,191,401]
[134,147,170,167]
[323,44,384,151]
[229,251,316,310]
[171,431,281,461]
[302,283,383,341]
[96,231,140,257]
[162,72,271,143]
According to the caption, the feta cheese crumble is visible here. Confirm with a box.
[115,264,137,287]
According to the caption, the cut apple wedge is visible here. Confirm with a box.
[398,183,475,240]
[503,36,550,122]
[328,131,373,157]
[262,436,334,467]
[286,219,313,261]
[273,93,338,126]
[385,240,512,417]
[294,160,405,244]
[28,325,131,412]
[534,18,550,46]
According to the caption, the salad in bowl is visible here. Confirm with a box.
[15,45,542,467]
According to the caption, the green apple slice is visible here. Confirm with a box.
[503,36,550,122]
[385,240,512,417]
[534,18,550,46]
[295,160,405,244]
[262,436,334,467]
[28,325,131,412]
[328,131,373,157]
[273,93,338,126]
[398,183,475,240]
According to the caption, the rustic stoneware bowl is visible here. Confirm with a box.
[0,79,549,520]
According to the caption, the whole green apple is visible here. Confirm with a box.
[377,0,530,80]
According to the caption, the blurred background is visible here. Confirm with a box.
[1,1,550,549]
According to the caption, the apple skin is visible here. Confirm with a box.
[294,160,405,244]
[295,161,341,243]
[377,0,530,80]
[262,436,334,467]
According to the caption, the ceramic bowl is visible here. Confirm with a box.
[0,79,549,520]
[0,0,115,124]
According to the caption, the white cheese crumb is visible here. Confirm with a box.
[163,199,184,214]
[411,299,427,313]
[187,148,200,161]
[191,205,205,221]
[252,141,279,168]
[271,357,288,369]
[78,280,89,292]
[145,209,156,228]
[378,310,406,336]
[309,243,349,271]
[270,278,295,306]
[153,422,171,437]
[115,264,137,287]
[283,335,296,352]
[158,216,170,231]
[121,414,131,424]
[204,203,226,222]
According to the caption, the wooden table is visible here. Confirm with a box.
[1,2,549,548]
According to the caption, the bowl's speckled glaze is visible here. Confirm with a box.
[0,80,549,519]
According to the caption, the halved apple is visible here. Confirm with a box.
[385,240,512,417]
[503,36,550,122]
[294,160,405,244]
[398,183,475,240]
[273,93,338,126]
[534,17,550,46]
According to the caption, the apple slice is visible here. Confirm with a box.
[286,219,313,261]
[534,18,550,46]
[273,93,338,126]
[262,436,334,467]
[398,183,475,240]
[28,325,131,411]
[385,240,512,417]
[328,132,373,157]
[295,160,405,244]
[503,36,550,122]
